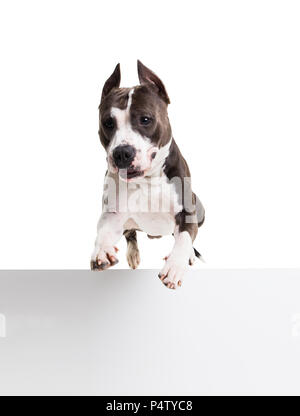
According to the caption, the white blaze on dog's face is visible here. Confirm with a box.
[108,89,156,179]
[98,61,172,181]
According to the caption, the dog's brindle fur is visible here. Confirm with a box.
[91,61,205,289]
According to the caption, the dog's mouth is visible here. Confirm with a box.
[119,167,144,180]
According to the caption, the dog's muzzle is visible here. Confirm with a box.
[113,145,136,169]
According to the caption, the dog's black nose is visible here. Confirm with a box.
[113,145,136,169]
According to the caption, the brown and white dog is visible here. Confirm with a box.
[91,61,205,289]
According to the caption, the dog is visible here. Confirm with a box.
[91,61,205,289]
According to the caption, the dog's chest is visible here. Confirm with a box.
[125,175,182,236]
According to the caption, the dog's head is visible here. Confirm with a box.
[98,61,172,181]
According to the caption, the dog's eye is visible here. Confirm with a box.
[140,116,152,126]
[103,117,115,129]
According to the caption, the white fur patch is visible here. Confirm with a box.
[102,169,182,236]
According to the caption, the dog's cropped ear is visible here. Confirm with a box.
[137,60,170,104]
[101,63,121,101]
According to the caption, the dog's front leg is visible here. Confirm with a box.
[159,212,198,289]
[91,212,126,270]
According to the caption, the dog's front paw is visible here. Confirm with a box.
[91,245,119,271]
[158,255,187,289]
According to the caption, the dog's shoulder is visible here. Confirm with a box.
[163,138,190,180]
[163,138,205,227]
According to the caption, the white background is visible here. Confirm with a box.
[0,0,299,268]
